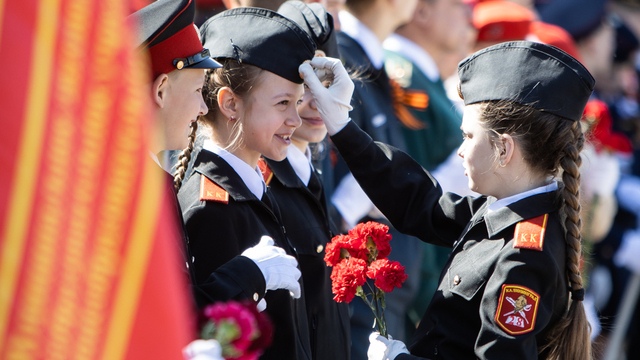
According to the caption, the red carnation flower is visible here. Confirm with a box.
[240,300,273,360]
[324,235,349,266]
[330,257,368,303]
[366,258,408,293]
[349,221,392,260]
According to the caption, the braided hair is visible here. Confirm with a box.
[172,121,198,192]
[480,100,591,360]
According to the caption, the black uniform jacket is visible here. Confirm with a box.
[178,150,313,360]
[264,157,351,360]
[163,165,266,310]
[331,122,570,360]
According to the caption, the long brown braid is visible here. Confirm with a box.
[173,121,198,192]
[480,101,591,360]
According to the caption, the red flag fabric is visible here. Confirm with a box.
[0,0,195,359]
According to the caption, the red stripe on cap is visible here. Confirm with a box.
[148,23,204,79]
[144,0,193,50]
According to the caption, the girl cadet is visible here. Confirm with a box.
[256,2,351,360]
[299,41,594,360]
[177,7,316,360]
[129,0,301,312]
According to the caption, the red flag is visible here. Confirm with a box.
[0,0,194,359]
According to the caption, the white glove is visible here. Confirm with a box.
[299,56,354,136]
[614,230,640,274]
[367,332,409,360]
[241,236,302,298]
[257,298,267,312]
[182,339,224,360]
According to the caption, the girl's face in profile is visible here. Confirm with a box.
[239,71,304,162]
[162,68,208,150]
[292,84,328,146]
[458,104,499,196]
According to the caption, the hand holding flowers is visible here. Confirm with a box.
[325,221,408,338]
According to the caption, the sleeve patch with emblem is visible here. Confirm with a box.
[513,213,548,251]
[495,284,540,335]
[257,159,273,185]
[200,176,229,204]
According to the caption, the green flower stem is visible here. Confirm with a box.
[361,282,388,338]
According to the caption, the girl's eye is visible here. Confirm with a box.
[278,100,289,106]
[297,99,303,105]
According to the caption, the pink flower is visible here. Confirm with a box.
[330,257,368,303]
[201,301,273,360]
[366,259,408,293]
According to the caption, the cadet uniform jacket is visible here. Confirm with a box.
[178,150,312,360]
[331,122,570,360]
[264,157,351,360]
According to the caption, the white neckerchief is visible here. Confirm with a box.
[288,145,312,186]
[383,33,440,83]
[339,10,385,70]
[487,181,559,213]
[203,139,266,200]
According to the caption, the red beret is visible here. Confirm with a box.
[474,0,534,42]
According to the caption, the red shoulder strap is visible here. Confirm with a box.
[513,214,548,251]
[199,176,229,204]
[257,158,273,186]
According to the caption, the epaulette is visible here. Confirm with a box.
[200,176,229,204]
[257,159,273,186]
[513,214,548,251]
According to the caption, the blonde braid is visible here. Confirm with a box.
[173,121,197,192]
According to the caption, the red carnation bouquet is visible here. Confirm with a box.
[199,300,273,360]
[325,221,408,338]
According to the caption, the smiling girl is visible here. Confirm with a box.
[300,40,595,360]
[177,8,316,360]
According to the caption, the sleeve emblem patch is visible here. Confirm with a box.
[495,284,540,335]
[200,176,229,204]
[513,213,548,251]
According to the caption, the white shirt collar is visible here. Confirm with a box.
[149,151,162,168]
[203,139,265,200]
[339,10,385,70]
[287,145,312,186]
[383,33,440,82]
[487,180,559,213]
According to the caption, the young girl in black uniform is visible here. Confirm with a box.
[300,41,594,360]
[255,3,350,360]
[177,7,316,360]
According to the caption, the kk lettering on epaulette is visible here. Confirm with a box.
[513,214,548,251]
[200,176,229,204]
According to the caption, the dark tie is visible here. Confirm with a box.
[307,167,323,201]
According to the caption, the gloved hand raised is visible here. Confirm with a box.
[299,56,355,136]
[241,236,302,298]
[367,333,409,360]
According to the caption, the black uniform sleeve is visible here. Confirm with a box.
[474,244,564,359]
[192,255,266,308]
[330,121,484,247]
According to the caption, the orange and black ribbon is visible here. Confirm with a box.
[389,79,429,130]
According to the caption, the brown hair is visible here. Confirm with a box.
[199,59,265,153]
[173,121,198,192]
[480,100,591,360]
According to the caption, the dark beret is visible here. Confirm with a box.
[458,41,595,121]
[200,7,316,84]
[537,0,609,41]
[128,0,220,79]
[278,1,340,58]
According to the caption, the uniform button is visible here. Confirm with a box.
[185,262,189,269]
[453,275,461,285]
[192,256,195,263]
[316,245,324,253]
[253,293,259,301]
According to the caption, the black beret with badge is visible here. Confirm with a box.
[127,0,221,80]
[200,7,316,84]
[458,41,595,122]
[277,1,340,58]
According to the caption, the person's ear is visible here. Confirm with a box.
[152,74,169,108]
[415,0,432,27]
[217,87,240,120]
[499,134,516,167]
